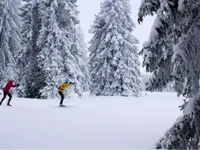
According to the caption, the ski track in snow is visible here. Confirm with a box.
[0,92,183,149]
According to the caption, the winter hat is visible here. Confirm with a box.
[65,80,69,83]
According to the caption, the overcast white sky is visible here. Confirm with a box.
[77,0,154,50]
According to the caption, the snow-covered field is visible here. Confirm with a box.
[0,92,183,149]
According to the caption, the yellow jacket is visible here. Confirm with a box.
[58,82,72,92]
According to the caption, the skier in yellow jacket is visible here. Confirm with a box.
[58,79,74,107]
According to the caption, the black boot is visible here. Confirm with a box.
[7,93,12,106]
[7,103,12,107]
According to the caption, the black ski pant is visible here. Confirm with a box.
[58,91,64,105]
[0,92,12,105]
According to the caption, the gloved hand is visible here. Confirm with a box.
[16,84,20,87]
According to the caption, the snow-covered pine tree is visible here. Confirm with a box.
[56,0,88,97]
[37,0,88,98]
[37,0,65,99]
[17,0,34,97]
[138,0,200,148]
[17,0,44,98]
[0,0,6,30]
[139,16,174,91]
[138,0,160,24]
[89,0,142,96]
[0,0,21,86]
[70,25,90,92]
[78,26,90,92]
[138,0,178,93]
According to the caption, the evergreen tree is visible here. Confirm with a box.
[19,0,88,98]
[37,0,65,99]
[71,25,90,92]
[89,0,142,96]
[37,0,88,98]
[59,0,88,97]
[138,0,160,24]
[17,0,35,97]
[0,0,21,86]
[139,15,174,92]
[138,0,200,148]
[18,0,44,98]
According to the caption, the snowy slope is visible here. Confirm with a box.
[0,92,182,149]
